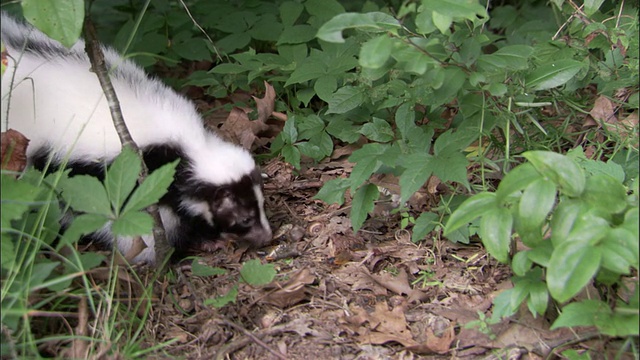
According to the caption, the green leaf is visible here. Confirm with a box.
[240,259,276,285]
[314,178,351,206]
[326,117,361,143]
[518,178,556,231]
[477,45,534,71]
[359,34,393,69]
[525,59,585,91]
[599,228,637,274]
[280,1,304,27]
[411,212,439,242]
[581,174,628,214]
[523,151,585,197]
[61,175,111,216]
[351,184,379,233]
[22,0,84,48]
[395,103,416,140]
[326,86,366,114]
[479,206,512,263]
[399,153,433,203]
[550,199,584,247]
[316,12,400,43]
[122,160,178,214]
[204,285,238,308]
[314,75,338,101]
[111,211,154,237]
[432,11,452,34]
[421,0,488,21]
[496,163,542,205]
[444,192,497,235]
[551,299,609,330]
[58,213,108,248]
[285,56,326,86]
[547,242,602,303]
[277,24,317,45]
[282,116,299,143]
[512,251,533,276]
[105,147,141,213]
[282,144,301,169]
[348,143,390,192]
[297,115,325,140]
[1,175,40,230]
[359,117,394,142]
[191,259,227,277]
[430,151,470,190]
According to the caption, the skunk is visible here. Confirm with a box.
[1,12,272,263]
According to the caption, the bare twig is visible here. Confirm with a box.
[83,16,171,271]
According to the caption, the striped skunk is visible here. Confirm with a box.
[1,12,272,263]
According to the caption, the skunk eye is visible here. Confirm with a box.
[238,216,254,228]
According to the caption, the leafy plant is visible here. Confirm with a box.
[446,150,639,336]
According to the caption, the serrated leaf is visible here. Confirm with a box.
[111,211,154,237]
[395,103,416,140]
[525,60,585,91]
[547,242,601,302]
[285,56,326,86]
[326,117,361,143]
[314,178,351,206]
[61,175,111,216]
[399,153,433,203]
[282,116,298,143]
[551,300,609,330]
[348,143,389,192]
[351,184,379,233]
[297,115,325,140]
[282,144,301,169]
[523,151,585,197]
[280,1,304,27]
[359,34,393,69]
[411,212,439,243]
[326,86,366,114]
[444,193,497,235]
[518,178,556,231]
[58,213,108,248]
[314,75,338,101]
[430,151,470,189]
[1,175,40,230]
[359,117,394,142]
[479,206,512,263]
[240,259,276,285]
[122,160,178,214]
[105,147,141,213]
[277,24,316,45]
[478,45,534,71]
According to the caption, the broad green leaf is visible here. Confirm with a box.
[351,184,379,233]
[326,117,361,143]
[490,288,519,321]
[326,86,366,114]
[282,116,298,143]
[411,212,439,243]
[523,151,585,197]
[316,12,400,43]
[285,56,326,86]
[432,11,452,34]
[496,163,542,204]
[29,260,60,288]
[550,199,584,247]
[192,259,227,277]
[421,0,488,21]
[565,211,610,245]
[240,259,276,285]
[581,174,627,214]
[399,153,433,203]
[433,128,477,156]
[314,178,351,206]
[282,144,301,169]
[305,0,345,22]
[279,1,304,27]
[359,117,394,142]
[314,75,338,101]
[551,300,609,330]
[477,45,534,71]
[204,285,238,308]
[430,67,466,107]
[512,251,533,276]
[599,228,637,274]
[527,280,549,316]
[105,147,141,213]
[57,213,108,248]
[359,34,393,69]
[22,0,84,48]
[527,240,554,267]
[348,143,390,191]
[622,208,639,239]
[395,103,416,140]
[111,211,154,237]
[297,141,325,161]
[518,178,556,231]
[1,175,40,230]
[277,24,316,45]
[297,115,325,140]
[444,192,497,235]
[547,242,601,303]
[479,206,512,263]
[525,59,585,91]
[122,160,178,214]
[430,151,470,189]
[584,0,605,16]
[61,175,111,216]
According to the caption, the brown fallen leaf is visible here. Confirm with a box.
[253,81,276,125]
[1,129,30,173]
[260,268,315,308]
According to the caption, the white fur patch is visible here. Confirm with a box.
[180,198,214,225]
[253,184,271,237]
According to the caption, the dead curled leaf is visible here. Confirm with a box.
[259,268,315,308]
[1,129,30,173]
